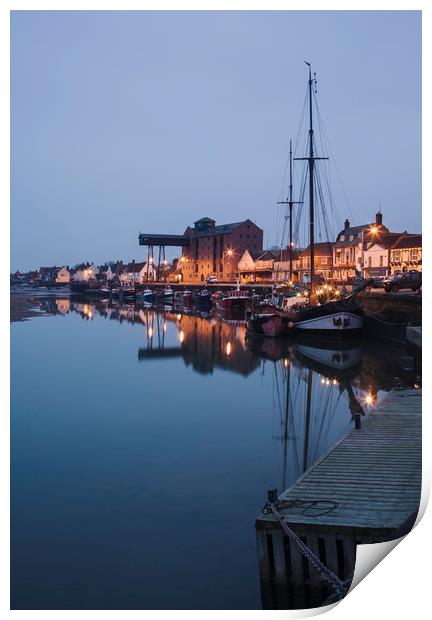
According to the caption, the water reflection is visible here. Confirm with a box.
[11,294,421,610]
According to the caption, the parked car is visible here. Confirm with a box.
[368,276,386,288]
[384,271,421,293]
[206,275,218,284]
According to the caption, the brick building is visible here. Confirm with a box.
[181,217,263,283]
[389,234,422,274]
[298,242,334,283]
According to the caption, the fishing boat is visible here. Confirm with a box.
[155,285,174,303]
[248,63,364,337]
[214,282,255,316]
[136,287,154,302]
[121,285,136,300]
[173,291,184,305]
[183,289,192,305]
[194,288,212,309]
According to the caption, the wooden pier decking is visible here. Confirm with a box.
[256,389,422,609]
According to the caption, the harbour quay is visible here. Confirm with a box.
[256,389,422,609]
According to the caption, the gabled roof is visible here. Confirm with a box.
[391,234,422,250]
[121,262,149,273]
[367,233,405,250]
[300,242,333,257]
[240,249,262,261]
[187,219,262,238]
[255,250,275,262]
[335,223,389,246]
[274,248,301,262]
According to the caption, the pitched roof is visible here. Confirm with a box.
[300,242,333,257]
[255,250,275,261]
[335,223,389,246]
[120,262,149,273]
[367,233,405,250]
[240,249,262,261]
[274,248,301,262]
[391,234,422,250]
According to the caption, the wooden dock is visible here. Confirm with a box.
[256,389,422,609]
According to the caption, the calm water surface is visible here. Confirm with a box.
[11,295,421,609]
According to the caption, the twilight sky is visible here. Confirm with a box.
[11,10,421,272]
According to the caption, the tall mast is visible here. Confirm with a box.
[277,140,302,282]
[295,62,328,294]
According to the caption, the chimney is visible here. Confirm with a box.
[376,211,383,226]
[344,219,350,230]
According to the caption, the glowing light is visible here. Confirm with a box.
[226,249,234,257]
[226,342,232,356]
[179,330,185,343]
[149,257,153,263]
[370,226,379,235]
[321,378,325,384]
[365,394,373,405]
[176,313,181,321]
[284,358,289,367]
[414,383,420,389]
[88,311,92,319]
[163,322,167,332]
[296,292,302,297]
[333,379,338,385]
[148,327,153,338]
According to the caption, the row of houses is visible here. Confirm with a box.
[11,260,161,287]
[237,213,422,283]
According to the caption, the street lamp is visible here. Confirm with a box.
[361,225,380,278]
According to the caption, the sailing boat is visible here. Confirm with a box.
[248,63,364,337]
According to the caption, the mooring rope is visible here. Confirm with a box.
[263,491,351,599]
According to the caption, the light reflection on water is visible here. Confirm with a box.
[11,295,421,610]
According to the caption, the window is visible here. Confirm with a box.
[379,255,384,267]
[393,250,401,262]
[340,235,345,241]
[349,235,354,241]
[368,257,372,267]
[412,249,418,261]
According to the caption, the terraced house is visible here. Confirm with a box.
[389,234,422,274]
[332,212,389,281]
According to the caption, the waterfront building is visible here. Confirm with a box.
[55,267,70,284]
[389,234,422,274]
[38,266,70,285]
[119,261,157,284]
[106,262,123,281]
[180,217,263,283]
[72,264,99,282]
[333,212,389,281]
[238,249,276,282]
[362,233,404,278]
[272,249,301,283]
[298,242,333,283]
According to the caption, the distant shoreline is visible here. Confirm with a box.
[10,287,65,323]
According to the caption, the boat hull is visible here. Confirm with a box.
[291,298,364,333]
[293,311,363,333]
[248,313,292,338]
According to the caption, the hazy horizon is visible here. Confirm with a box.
[11,10,421,272]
